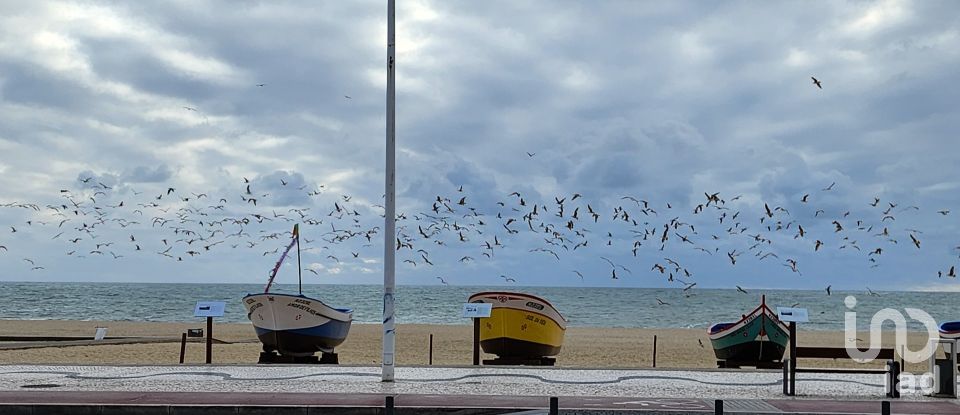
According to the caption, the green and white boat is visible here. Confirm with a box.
[707,295,789,362]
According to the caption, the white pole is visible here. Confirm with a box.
[382,0,397,382]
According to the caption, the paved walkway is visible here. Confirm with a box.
[0,390,959,414]
[0,365,957,413]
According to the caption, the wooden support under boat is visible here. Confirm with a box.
[258,350,340,364]
[483,356,556,366]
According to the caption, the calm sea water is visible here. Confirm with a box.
[2,282,957,331]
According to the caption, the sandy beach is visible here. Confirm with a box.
[0,319,940,373]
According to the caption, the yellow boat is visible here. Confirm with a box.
[468,291,567,358]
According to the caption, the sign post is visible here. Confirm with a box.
[462,303,492,366]
[777,307,809,396]
[194,301,226,364]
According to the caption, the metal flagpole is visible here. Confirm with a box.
[382,0,397,382]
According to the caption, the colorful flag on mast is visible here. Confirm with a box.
[263,224,299,293]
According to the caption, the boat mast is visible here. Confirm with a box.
[296,224,302,295]
[382,0,397,383]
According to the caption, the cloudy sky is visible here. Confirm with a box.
[0,1,958,292]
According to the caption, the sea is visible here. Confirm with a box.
[2,282,957,332]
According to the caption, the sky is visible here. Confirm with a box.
[0,1,958,292]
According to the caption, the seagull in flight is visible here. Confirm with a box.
[736,286,748,294]
[656,298,670,306]
[255,83,266,87]
[909,234,920,249]
[811,76,822,89]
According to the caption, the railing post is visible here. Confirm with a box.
[789,358,796,396]
[886,360,893,397]
[891,360,900,398]
[179,332,187,364]
[789,322,796,396]
[473,317,480,366]
[714,399,723,414]
[652,335,657,368]
[884,360,902,398]
[385,395,395,415]
[205,316,213,364]
[881,400,890,415]
[549,396,558,415]
[782,359,789,395]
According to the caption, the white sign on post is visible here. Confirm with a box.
[462,303,492,318]
[194,301,226,318]
[777,307,809,323]
[93,327,108,341]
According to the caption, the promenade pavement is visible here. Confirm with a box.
[0,364,957,414]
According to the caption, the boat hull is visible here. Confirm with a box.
[708,300,789,362]
[940,321,960,340]
[711,339,787,361]
[243,293,352,356]
[469,292,567,358]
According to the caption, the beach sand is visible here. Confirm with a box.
[0,320,939,372]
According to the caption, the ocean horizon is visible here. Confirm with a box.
[3,282,956,332]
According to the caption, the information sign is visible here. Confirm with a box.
[776,307,809,323]
[194,301,226,318]
[462,303,492,318]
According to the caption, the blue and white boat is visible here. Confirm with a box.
[242,292,352,356]
[243,224,352,357]
[940,321,960,340]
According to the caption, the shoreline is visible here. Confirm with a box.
[0,320,938,372]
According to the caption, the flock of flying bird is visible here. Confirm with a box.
[0,76,957,305]
[0,168,956,306]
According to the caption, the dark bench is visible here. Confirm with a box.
[784,346,900,397]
